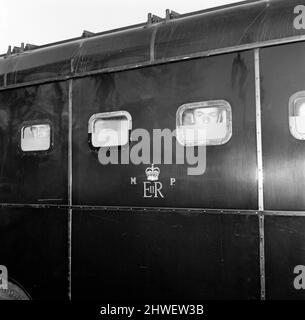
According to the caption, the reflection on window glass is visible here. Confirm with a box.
[21,124,51,152]
[176,100,232,146]
[289,91,305,140]
[89,111,132,148]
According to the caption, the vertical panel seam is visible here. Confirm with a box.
[150,26,158,62]
[259,214,265,300]
[68,59,73,300]
[254,48,265,301]
[254,49,264,211]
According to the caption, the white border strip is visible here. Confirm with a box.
[254,48,265,301]
[254,49,264,211]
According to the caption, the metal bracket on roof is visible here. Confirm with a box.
[146,10,180,26]
[6,46,12,56]
[12,43,25,54]
[5,43,38,56]
[25,43,38,51]
[165,9,180,21]
[12,46,21,54]
[147,13,163,26]
[82,30,95,38]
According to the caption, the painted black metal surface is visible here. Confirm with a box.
[1,27,154,86]
[1,0,305,87]
[261,42,305,211]
[0,82,68,204]
[72,210,260,299]
[265,216,305,300]
[155,0,305,59]
[0,207,68,299]
[0,0,305,301]
[73,27,153,74]
[72,51,257,209]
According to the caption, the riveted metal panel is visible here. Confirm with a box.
[265,215,305,300]
[260,42,305,211]
[0,207,68,299]
[0,82,69,204]
[72,51,257,209]
[72,210,260,300]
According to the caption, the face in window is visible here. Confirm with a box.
[193,107,223,125]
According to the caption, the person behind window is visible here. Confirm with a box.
[193,107,224,125]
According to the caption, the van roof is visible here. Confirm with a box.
[1,0,304,87]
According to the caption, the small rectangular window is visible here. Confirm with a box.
[88,111,132,148]
[289,91,305,140]
[20,123,52,152]
[176,100,232,146]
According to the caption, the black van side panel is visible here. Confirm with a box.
[0,82,69,299]
[0,207,68,299]
[1,42,305,300]
[0,82,68,205]
[72,210,260,300]
[261,42,305,211]
[72,51,257,210]
[260,42,305,299]
[265,216,305,300]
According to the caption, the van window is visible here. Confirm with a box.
[21,123,51,152]
[176,100,232,146]
[289,91,305,140]
[88,111,132,148]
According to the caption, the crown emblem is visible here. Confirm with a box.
[145,164,160,181]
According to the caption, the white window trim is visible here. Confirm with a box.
[289,91,305,140]
[20,121,53,153]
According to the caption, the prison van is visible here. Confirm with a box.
[1,0,305,300]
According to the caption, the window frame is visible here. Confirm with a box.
[18,119,54,155]
[176,100,232,146]
[289,90,305,140]
[88,110,132,150]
